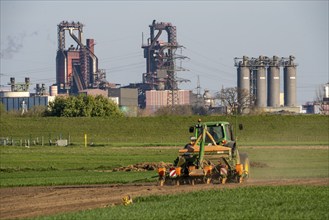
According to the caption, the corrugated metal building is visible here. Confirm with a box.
[109,88,138,116]
[0,95,55,112]
[145,90,191,113]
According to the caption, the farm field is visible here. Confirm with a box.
[0,115,328,219]
[1,178,328,220]
[0,145,328,219]
[32,183,328,220]
[0,146,328,187]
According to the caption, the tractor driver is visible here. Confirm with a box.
[184,136,197,151]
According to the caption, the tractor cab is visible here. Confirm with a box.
[189,120,236,148]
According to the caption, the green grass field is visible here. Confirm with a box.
[1,115,328,146]
[35,185,328,220]
[1,146,328,187]
[1,115,328,219]
[0,146,176,187]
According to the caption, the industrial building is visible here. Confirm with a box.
[235,55,298,113]
[145,90,191,113]
[0,77,54,112]
[126,20,189,111]
[109,88,138,116]
[324,82,329,102]
[301,83,329,115]
[3,21,313,116]
[56,21,108,94]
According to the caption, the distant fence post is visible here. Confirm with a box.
[84,134,87,147]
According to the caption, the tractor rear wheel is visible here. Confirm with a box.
[239,153,250,181]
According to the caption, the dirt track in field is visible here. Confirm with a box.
[0,178,328,219]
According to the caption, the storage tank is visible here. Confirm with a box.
[237,56,250,104]
[284,56,297,107]
[203,89,214,108]
[49,85,58,96]
[324,83,329,99]
[267,56,280,107]
[255,56,267,107]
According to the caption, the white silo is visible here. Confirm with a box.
[255,56,267,108]
[284,56,297,107]
[267,56,280,107]
[237,56,250,104]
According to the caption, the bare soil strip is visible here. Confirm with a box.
[1,178,328,219]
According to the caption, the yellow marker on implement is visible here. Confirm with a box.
[84,134,87,147]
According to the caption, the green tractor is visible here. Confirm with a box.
[158,119,250,186]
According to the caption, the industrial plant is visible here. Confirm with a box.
[56,21,108,94]
[1,20,191,115]
[235,55,299,113]
[1,20,328,115]
[1,77,54,112]
[123,20,190,112]
[55,20,191,113]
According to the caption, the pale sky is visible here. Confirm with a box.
[1,0,328,105]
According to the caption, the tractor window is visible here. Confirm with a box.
[230,125,235,141]
[206,126,224,143]
[225,125,232,141]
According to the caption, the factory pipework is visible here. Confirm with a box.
[68,29,98,73]
[142,20,180,90]
[68,29,98,87]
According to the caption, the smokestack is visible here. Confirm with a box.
[10,77,15,92]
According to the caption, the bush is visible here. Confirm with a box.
[46,95,123,117]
